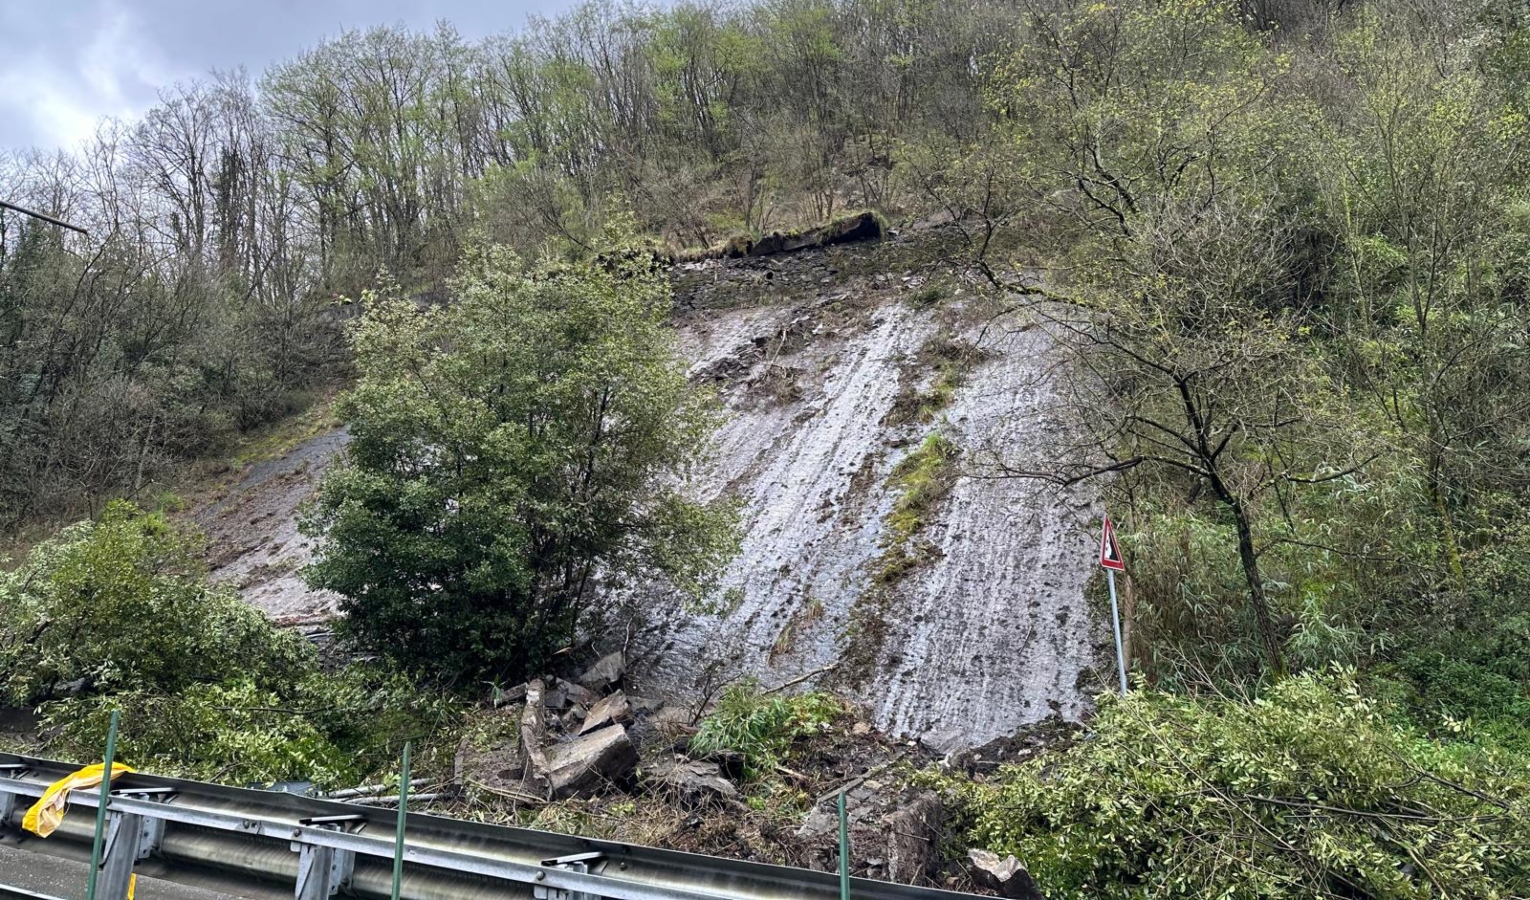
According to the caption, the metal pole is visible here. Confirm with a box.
[85,710,121,900]
[0,199,89,235]
[391,742,412,900]
[837,790,849,900]
[1107,569,1128,694]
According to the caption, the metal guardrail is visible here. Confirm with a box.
[0,754,979,900]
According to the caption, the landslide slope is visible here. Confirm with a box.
[194,229,1103,749]
[635,232,1101,750]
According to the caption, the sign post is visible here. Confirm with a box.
[1099,515,1128,694]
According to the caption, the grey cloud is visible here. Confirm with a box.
[0,0,579,151]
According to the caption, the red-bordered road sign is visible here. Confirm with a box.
[1100,515,1126,571]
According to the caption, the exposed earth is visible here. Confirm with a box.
[191,227,1105,751]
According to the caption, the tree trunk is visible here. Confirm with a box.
[1230,497,1284,675]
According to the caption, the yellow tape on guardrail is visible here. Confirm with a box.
[21,762,134,837]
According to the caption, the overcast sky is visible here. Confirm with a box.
[0,0,581,153]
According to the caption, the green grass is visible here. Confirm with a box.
[689,679,843,781]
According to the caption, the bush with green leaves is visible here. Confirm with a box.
[945,673,1530,900]
[41,681,355,786]
[688,679,843,780]
[0,503,460,788]
[303,244,737,684]
[39,664,461,788]
[0,501,312,705]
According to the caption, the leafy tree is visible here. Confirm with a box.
[980,0,1375,675]
[303,245,737,684]
[0,501,312,705]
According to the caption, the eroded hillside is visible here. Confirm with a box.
[197,230,1104,749]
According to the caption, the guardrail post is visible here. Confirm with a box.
[838,790,850,900]
[85,710,121,900]
[292,815,361,899]
[0,762,30,830]
[391,742,411,900]
[96,810,142,900]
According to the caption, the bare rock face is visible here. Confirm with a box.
[544,725,639,798]
[966,849,1043,900]
[200,236,1099,756]
[635,245,1100,752]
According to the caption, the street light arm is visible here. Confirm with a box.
[0,199,89,235]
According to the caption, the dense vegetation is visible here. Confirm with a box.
[940,674,1530,898]
[5,0,1530,893]
[0,503,454,785]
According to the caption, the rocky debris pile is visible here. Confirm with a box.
[456,651,651,801]
[447,657,1073,895]
[721,211,885,259]
[453,651,746,808]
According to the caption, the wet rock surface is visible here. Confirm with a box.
[193,426,350,623]
[635,235,1101,750]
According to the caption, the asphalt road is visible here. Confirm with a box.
[0,846,231,900]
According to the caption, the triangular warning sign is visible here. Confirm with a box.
[1099,515,1126,572]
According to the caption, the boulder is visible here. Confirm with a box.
[554,677,601,709]
[577,651,626,693]
[490,682,528,707]
[967,849,1043,900]
[544,725,639,798]
[880,791,942,884]
[579,691,634,735]
[644,757,738,807]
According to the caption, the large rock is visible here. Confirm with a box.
[643,757,738,807]
[579,691,634,735]
[880,791,942,884]
[544,725,639,798]
[966,849,1043,900]
[577,651,626,693]
[521,680,552,795]
[549,677,600,711]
